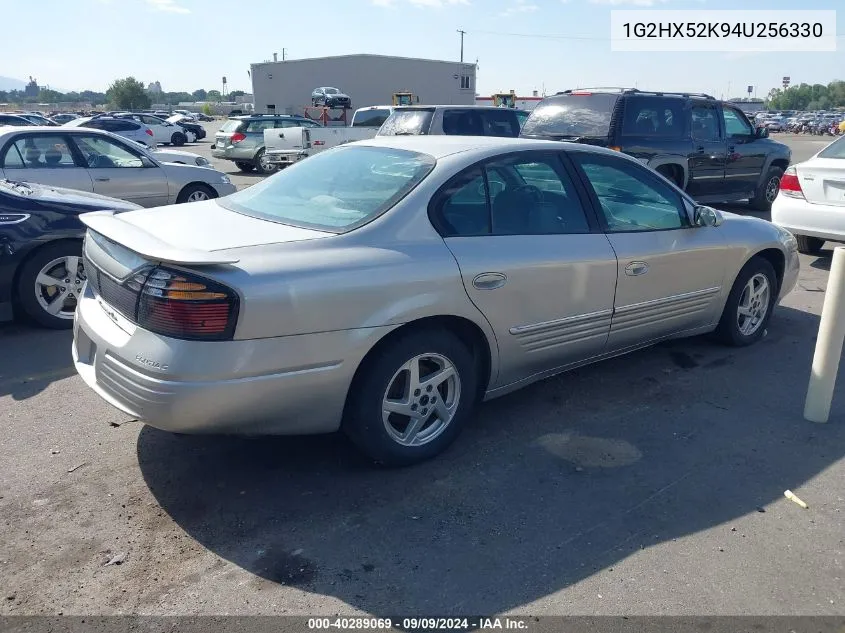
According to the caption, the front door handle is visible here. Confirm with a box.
[94,177,110,182]
[625,261,649,276]
[278,133,285,138]
[472,272,507,290]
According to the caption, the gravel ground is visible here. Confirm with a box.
[1,134,843,617]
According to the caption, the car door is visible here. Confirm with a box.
[687,101,727,198]
[569,150,729,352]
[0,133,94,192]
[67,133,169,207]
[431,150,618,388]
[721,104,768,196]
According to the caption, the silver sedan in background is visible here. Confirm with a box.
[0,126,235,206]
[73,136,799,466]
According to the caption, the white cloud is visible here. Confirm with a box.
[499,0,539,17]
[371,0,468,7]
[145,0,190,13]
[589,0,668,6]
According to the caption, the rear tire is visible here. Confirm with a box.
[170,132,187,147]
[795,235,825,255]
[749,166,784,212]
[343,329,478,467]
[17,241,84,329]
[715,256,777,347]
[253,148,279,175]
[235,161,254,172]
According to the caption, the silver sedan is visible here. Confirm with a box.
[73,136,799,465]
[0,126,235,206]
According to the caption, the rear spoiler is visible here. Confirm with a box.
[79,211,240,265]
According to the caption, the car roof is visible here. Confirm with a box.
[356,135,628,160]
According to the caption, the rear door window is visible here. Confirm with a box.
[479,110,520,137]
[520,94,619,138]
[6,135,78,168]
[220,119,244,133]
[621,96,685,139]
[244,119,279,133]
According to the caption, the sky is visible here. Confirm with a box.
[1,0,843,100]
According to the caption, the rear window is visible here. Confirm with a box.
[219,146,435,232]
[220,119,244,133]
[621,96,685,139]
[379,109,434,136]
[352,108,393,128]
[818,136,845,159]
[521,94,619,138]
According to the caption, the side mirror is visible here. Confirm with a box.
[693,204,724,228]
[756,126,769,138]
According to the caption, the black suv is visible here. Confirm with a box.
[520,88,791,211]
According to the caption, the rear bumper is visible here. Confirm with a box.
[211,145,255,162]
[771,195,845,244]
[72,285,394,435]
[265,150,307,165]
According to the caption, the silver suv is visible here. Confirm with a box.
[212,115,322,174]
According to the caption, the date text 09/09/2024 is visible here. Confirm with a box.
[307,617,532,630]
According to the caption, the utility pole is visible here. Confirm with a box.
[282,48,287,61]
[457,29,466,63]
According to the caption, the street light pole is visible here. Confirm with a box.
[457,29,466,63]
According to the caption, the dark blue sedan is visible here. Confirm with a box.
[0,179,140,328]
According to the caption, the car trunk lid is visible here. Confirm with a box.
[796,159,845,206]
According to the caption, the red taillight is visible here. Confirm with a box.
[230,132,246,144]
[779,167,804,199]
[145,128,153,136]
[135,268,239,341]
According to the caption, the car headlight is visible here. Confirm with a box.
[195,157,210,167]
[220,175,232,184]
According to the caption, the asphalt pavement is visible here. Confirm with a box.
[1,131,843,617]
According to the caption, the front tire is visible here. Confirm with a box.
[176,183,216,204]
[749,166,784,212]
[343,329,478,466]
[796,235,825,255]
[715,256,777,347]
[17,241,84,329]
[170,132,187,147]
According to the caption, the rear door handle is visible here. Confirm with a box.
[625,261,649,276]
[472,272,507,290]
[94,177,110,182]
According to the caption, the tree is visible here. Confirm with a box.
[229,90,245,99]
[37,89,62,103]
[206,90,222,102]
[192,88,207,101]
[106,77,150,110]
[202,103,213,116]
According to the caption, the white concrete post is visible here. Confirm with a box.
[804,246,845,423]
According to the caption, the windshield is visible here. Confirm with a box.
[520,94,618,138]
[219,146,435,232]
[379,109,434,136]
[819,136,845,159]
[324,88,339,94]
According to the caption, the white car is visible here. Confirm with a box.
[64,117,156,149]
[772,135,845,254]
[116,113,193,146]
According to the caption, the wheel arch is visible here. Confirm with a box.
[648,157,688,189]
[755,156,790,188]
[344,314,496,414]
[749,247,785,295]
[177,181,218,202]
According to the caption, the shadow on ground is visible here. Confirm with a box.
[136,304,844,615]
[0,322,74,400]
